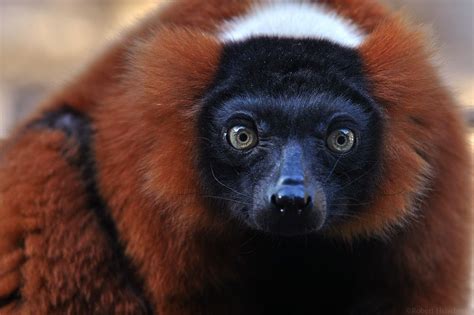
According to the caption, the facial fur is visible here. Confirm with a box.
[198,38,383,236]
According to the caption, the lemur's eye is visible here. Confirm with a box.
[227,125,258,150]
[327,128,355,153]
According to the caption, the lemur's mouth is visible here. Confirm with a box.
[250,203,326,237]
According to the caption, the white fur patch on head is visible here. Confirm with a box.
[219,1,365,48]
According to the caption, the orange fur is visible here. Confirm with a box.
[0,131,150,314]
[92,29,248,313]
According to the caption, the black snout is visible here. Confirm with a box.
[263,181,325,236]
[253,142,327,236]
[271,186,311,215]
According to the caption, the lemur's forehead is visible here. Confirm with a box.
[218,1,366,48]
[203,2,370,106]
[217,37,365,89]
[203,36,372,117]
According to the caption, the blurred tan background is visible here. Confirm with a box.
[0,0,159,136]
[0,0,473,136]
[0,0,473,311]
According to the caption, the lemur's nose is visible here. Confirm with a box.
[270,185,311,215]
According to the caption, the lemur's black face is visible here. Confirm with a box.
[199,38,382,236]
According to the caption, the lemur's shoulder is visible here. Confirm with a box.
[0,111,82,311]
[0,108,151,314]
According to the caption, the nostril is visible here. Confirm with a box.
[294,195,309,210]
[271,193,291,210]
[270,194,277,206]
[271,193,290,214]
[304,196,311,207]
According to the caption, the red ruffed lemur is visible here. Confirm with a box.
[0,0,471,314]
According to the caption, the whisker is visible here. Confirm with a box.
[324,155,342,183]
[332,167,377,193]
[210,163,251,198]
[330,213,360,219]
[197,136,214,144]
[202,195,253,206]
[330,202,374,206]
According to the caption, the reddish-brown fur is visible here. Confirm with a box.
[0,131,150,314]
[1,0,471,314]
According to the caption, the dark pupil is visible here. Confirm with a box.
[238,133,249,143]
[336,135,347,146]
